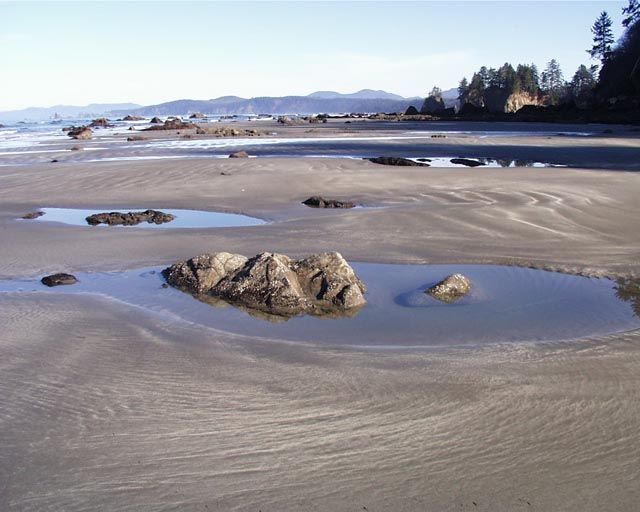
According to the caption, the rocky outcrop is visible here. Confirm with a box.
[143,119,195,131]
[368,157,429,167]
[450,158,485,167]
[425,273,471,303]
[41,273,78,287]
[404,105,420,115]
[85,209,175,226]
[196,126,262,137]
[122,115,145,121]
[150,116,163,124]
[89,118,112,128]
[484,88,541,114]
[189,112,206,119]
[302,196,355,209]
[21,211,45,219]
[163,251,366,319]
[228,150,249,158]
[67,126,92,140]
[421,96,446,114]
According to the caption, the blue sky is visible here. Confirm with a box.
[0,1,628,110]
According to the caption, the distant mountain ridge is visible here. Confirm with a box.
[0,103,142,122]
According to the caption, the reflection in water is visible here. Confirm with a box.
[615,277,640,317]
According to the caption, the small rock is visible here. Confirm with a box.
[51,159,58,163]
[21,211,45,219]
[302,196,355,209]
[368,157,428,167]
[425,273,472,303]
[126,135,146,142]
[450,158,485,167]
[229,150,249,158]
[70,146,82,151]
[41,273,78,287]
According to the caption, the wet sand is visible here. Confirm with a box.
[1,124,639,511]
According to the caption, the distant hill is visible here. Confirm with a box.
[0,103,142,122]
[111,90,429,117]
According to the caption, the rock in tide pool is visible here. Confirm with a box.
[450,158,485,167]
[163,251,366,319]
[21,211,45,219]
[425,273,471,303]
[228,150,249,158]
[85,209,175,226]
[302,196,355,209]
[368,157,429,167]
[41,273,78,287]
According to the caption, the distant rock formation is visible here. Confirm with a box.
[420,96,446,114]
[122,115,145,121]
[426,274,471,303]
[88,117,112,128]
[85,209,175,226]
[189,112,206,119]
[404,105,420,115]
[302,196,356,208]
[150,116,163,124]
[163,251,366,319]
[41,273,78,287]
[143,119,195,131]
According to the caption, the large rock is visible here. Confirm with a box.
[41,273,78,287]
[89,117,112,128]
[85,209,175,226]
[229,150,249,158]
[421,96,446,114]
[67,126,92,140]
[368,157,429,167]
[163,251,366,318]
[450,158,485,167]
[122,115,145,121]
[150,116,163,124]
[404,105,420,115]
[302,196,355,209]
[425,273,471,303]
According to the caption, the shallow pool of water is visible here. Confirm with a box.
[27,207,266,229]
[1,264,638,348]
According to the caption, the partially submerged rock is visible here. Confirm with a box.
[163,251,366,319]
[189,112,206,119]
[302,196,355,209]
[41,273,78,287]
[122,115,145,121]
[85,209,175,226]
[67,126,92,140]
[150,116,163,124]
[368,157,429,167]
[229,150,249,158]
[21,211,45,219]
[450,158,485,167]
[425,273,472,303]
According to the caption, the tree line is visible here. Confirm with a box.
[430,1,640,113]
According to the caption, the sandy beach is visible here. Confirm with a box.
[1,122,640,511]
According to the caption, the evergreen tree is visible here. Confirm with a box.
[589,11,614,63]
[541,59,566,105]
[458,78,470,103]
[430,86,443,99]
[622,0,640,27]
[569,65,597,106]
[467,73,485,106]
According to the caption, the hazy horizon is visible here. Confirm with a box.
[1,1,627,111]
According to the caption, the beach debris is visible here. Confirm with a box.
[450,158,486,167]
[163,251,366,319]
[425,273,472,303]
[367,156,429,167]
[85,209,175,226]
[66,126,93,140]
[302,196,356,209]
[229,150,249,158]
[21,211,45,219]
[41,273,78,287]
